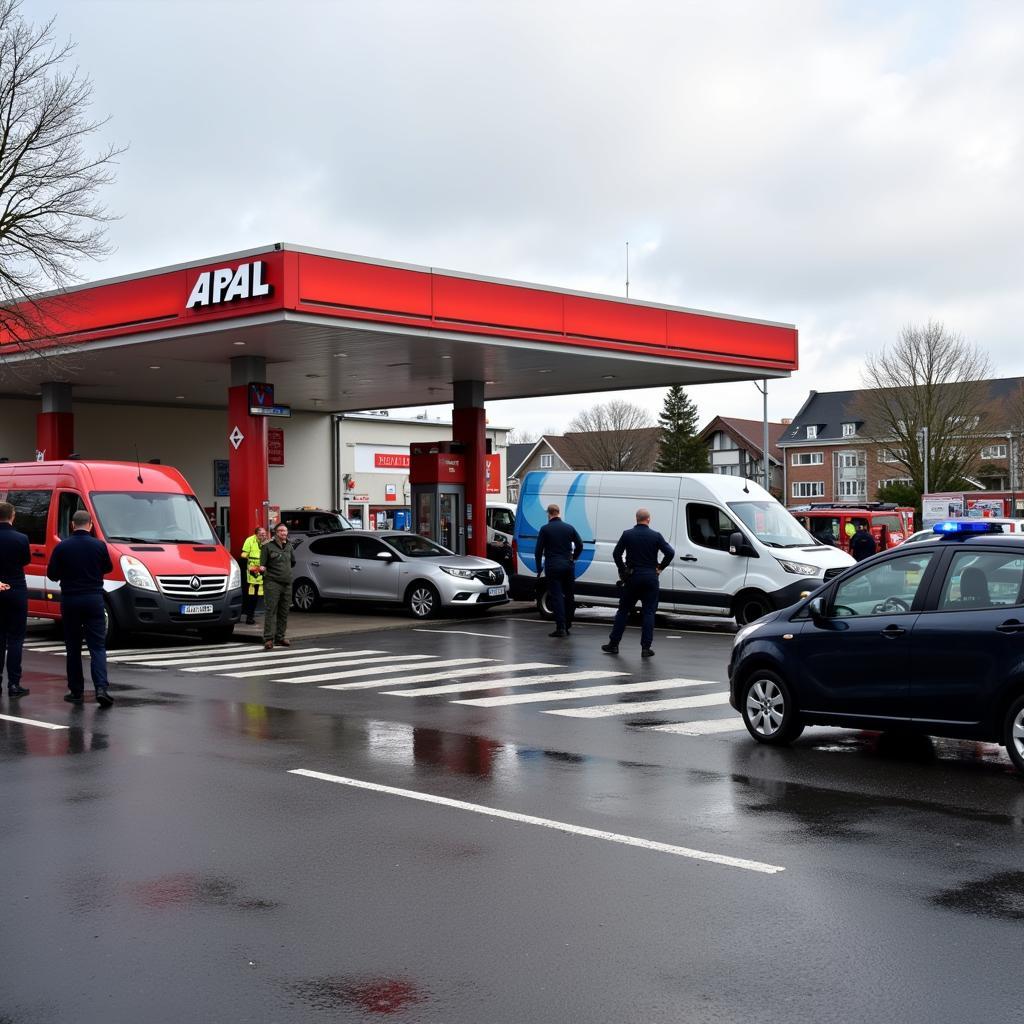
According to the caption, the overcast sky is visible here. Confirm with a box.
[23,0,1024,434]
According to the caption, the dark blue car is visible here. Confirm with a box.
[728,520,1024,774]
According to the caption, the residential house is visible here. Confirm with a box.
[699,415,787,496]
[779,379,1024,506]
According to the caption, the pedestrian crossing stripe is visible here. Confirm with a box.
[138,646,332,667]
[545,692,732,718]
[645,719,744,736]
[454,678,719,708]
[176,649,387,674]
[109,643,249,661]
[233,653,446,681]
[309,658,500,688]
[382,668,630,698]
[224,651,411,679]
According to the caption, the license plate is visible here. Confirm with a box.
[487,586,506,597]
[180,603,214,615]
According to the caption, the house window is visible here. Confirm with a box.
[878,448,907,464]
[842,422,856,438]
[980,444,1008,460]
[837,480,866,497]
[879,478,913,488]
[806,426,817,440]
[836,451,860,469]
[792,481,824,498]
[539,453,553,469]
[791,452,823,466]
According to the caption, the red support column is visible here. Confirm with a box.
[36,412,74,461]
[227,384,268,560]
[452,380,487,558]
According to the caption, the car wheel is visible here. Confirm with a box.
[102,600,122,649]
[200,625,235,643]
[535,588,554,620]
[741,669,804,745]
[734,590,772,626]
[292,578,321,613]
[1003,693,1024,775]
[407,581,440,620]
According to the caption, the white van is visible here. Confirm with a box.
[513,471,854,624]
[486,502,517,546]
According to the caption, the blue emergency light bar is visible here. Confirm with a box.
[932,520,1003,534]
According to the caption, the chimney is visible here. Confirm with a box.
[781,418,792,425]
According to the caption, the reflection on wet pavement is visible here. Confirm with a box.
[131,873,279,912]
[288,976,430,1015]
[933,870,1024,920]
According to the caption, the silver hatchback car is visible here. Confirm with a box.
[291,530,510,619]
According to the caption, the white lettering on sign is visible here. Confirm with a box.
[186,261,272,310]
[229,426,245,450]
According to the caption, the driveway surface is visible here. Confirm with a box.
[1,611,1020,1022]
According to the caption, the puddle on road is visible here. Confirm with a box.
[933,870,1024,921]
[288,975,430,1015]
[131,872,279,912]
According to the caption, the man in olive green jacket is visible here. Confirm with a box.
[259,523,296,650]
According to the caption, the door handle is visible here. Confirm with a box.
[680,555,698,562]
[880,625,905,638]
[351,566,362,572]
[996,620,1024,634]
[310,561,320,567]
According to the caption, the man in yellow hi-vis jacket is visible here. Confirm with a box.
[240,526,268,624]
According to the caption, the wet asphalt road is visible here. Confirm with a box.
[1,611,1022,1023]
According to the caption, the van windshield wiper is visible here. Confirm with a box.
[106,535,159,543]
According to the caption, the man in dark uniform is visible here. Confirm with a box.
[850,522,877,561]
[602,507,675,658]
[534,503,584,638]
[47,509,114,707]
[0,501,31,699]
[259,522,296,651]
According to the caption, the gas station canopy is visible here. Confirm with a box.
[0,243,797,410]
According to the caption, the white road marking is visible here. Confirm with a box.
[309,658,497,687]
[520,618,734,637]
[359,661,559,692]
[0,712,69,731]
[288,770,785,875]
[454,678,719,707]
[414,628,513,639]
[108,643,248,661]
[646,718,746,736]
[546,692,732,718]
[385,669,631,697]
[223,652,395,679]
[137,646,332,667]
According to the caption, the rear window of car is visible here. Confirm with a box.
[937,551,1024,611]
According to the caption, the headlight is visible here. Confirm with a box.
[776,558,819,576]
[120,554,157,592]
[440,566,476,579]
[228,560,242,590]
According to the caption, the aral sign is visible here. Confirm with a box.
[186,260,272,309]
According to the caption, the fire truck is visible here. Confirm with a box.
[789,502,915,554]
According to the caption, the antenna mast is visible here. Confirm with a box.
[625,241,630,299]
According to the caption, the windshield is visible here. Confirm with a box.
[728,500,817,548]
[92,491,218,544]
[384,534,451,557]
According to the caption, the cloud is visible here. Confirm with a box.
[21,0,1024,430]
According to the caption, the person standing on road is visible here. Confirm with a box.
[47,510,114,707]
[0,501,31,700]
[240,525,268,625]
[602,508,674,658]
[850,522,877,562]
[534,503,583,638]
[259,523,295,651]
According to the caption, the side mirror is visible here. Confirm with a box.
[808,596,827,622]
[376,550,396,561]
[728,531,755,557]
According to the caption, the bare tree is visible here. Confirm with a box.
[505,428,540,445]
[852,321,991,493]
[0,0,124,372]
[566,399,658,470]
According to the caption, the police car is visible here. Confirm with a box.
[728,520,1024,774]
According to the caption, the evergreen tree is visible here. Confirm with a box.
[656,385,708,472]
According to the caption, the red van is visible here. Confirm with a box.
[0,460,242,643]
[790,503,915,554]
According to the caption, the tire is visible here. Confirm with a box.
[536,588,554,620]
[1003,693,1024,775]
[406,581,441,620]
[102,600,123,649]
[292,578,321,613]
[740,669,804,745]
[200,625,235,644]
[734,590,772,626]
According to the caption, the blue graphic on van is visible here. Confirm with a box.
[515,472,595,577]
